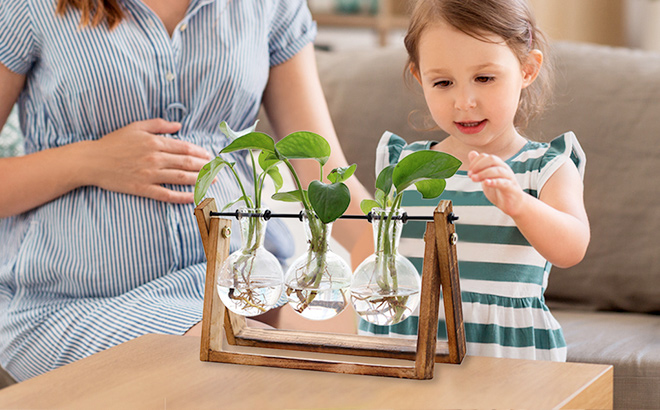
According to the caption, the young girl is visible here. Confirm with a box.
[359,0,590,361]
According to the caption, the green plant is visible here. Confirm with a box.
[195,122,356,317]
[194,121,287,315]
[263,132,356,316]
[352,149,461,324]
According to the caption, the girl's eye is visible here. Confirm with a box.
[475,76,494,83]
[433,80,452,88]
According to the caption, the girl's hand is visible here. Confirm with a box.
[87,118,213,204]
[467,151,525,216]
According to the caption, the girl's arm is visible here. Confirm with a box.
[0,63,213,218]
[468,151,590,268]
[262,43,371,255]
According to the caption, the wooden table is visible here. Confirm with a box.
[0,334,612,409]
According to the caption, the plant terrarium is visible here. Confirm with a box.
[268,134,356,321]
[195,122,286,317]
[351,150,461,325]
[195,121,356,320]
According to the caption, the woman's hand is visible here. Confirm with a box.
[88,118,213,203]
[467,151,524,216]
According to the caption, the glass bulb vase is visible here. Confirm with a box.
[216,208,284,317]
[350,208,421,325]
[284,210,352,320]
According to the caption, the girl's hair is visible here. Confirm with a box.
[56,0,124,30]
[404,0,553,129]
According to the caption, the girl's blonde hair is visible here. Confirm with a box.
[404,0,553,129]
[56,0,124,30]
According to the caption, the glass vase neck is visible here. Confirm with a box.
[371,207,404,256]
[301,210,332,245]
[237,207,267,249]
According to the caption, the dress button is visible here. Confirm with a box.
[179,23,188,32]
[165,72,175,82]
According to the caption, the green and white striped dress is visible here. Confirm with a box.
[358,131,586,361]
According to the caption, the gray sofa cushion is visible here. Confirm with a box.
[555,310,660,409]
[527,43,660,314]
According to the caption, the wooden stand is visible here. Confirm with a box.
[194,198,465,379]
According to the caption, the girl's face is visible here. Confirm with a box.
[414,22,541,154]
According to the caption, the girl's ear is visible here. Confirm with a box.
[521,49,543,88]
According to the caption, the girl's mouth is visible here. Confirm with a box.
[454,119,487,134]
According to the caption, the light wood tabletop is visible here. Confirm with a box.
[0,334,612,409]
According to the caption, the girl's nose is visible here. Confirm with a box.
[454,88,477,111]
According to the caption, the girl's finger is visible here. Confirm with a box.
[468,152,497,174]
[469,164,509,182]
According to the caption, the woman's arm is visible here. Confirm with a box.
[262,43,371,255]
[0,63,213,218]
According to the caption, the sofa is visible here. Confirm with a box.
[2,41,659,409]
[303,41,660,410]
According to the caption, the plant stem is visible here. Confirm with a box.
[248,150,260,209]
[283,159,312,211]
[229,164,253,209]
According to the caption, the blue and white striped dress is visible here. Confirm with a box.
[0,0,315,381]
[358,131,586,361]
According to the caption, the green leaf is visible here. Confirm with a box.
[257,150,283,192]
[265,166,284,193]
[360,199,381,215]
[375,165,395,196]
[327,164,356,184]
[219,121,259,141]
[194,157,234,205]
[272,190,307,203]
[220,195,251,212]
[392,150,461,193]
[276,131,331,165]
[308,180,350,224]
[220,132,276,154]
[414,179,447,199]
[258,150,280,170]
[374,188,387,206]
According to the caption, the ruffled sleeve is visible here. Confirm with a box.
[538,132,586,191]
[375,131,407,175]
[374,131,436,176]
[0,0,37,74]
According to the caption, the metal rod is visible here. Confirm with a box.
[209,210,458,223]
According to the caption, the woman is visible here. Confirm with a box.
[0,0,368,381]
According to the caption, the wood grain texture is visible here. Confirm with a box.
[433,201,466,363]
[414,221,441,378]
[0,334,613,410]
[199,217,230,357]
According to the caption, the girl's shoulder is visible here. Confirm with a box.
[375,131,437,174]
[509,132,586,189]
